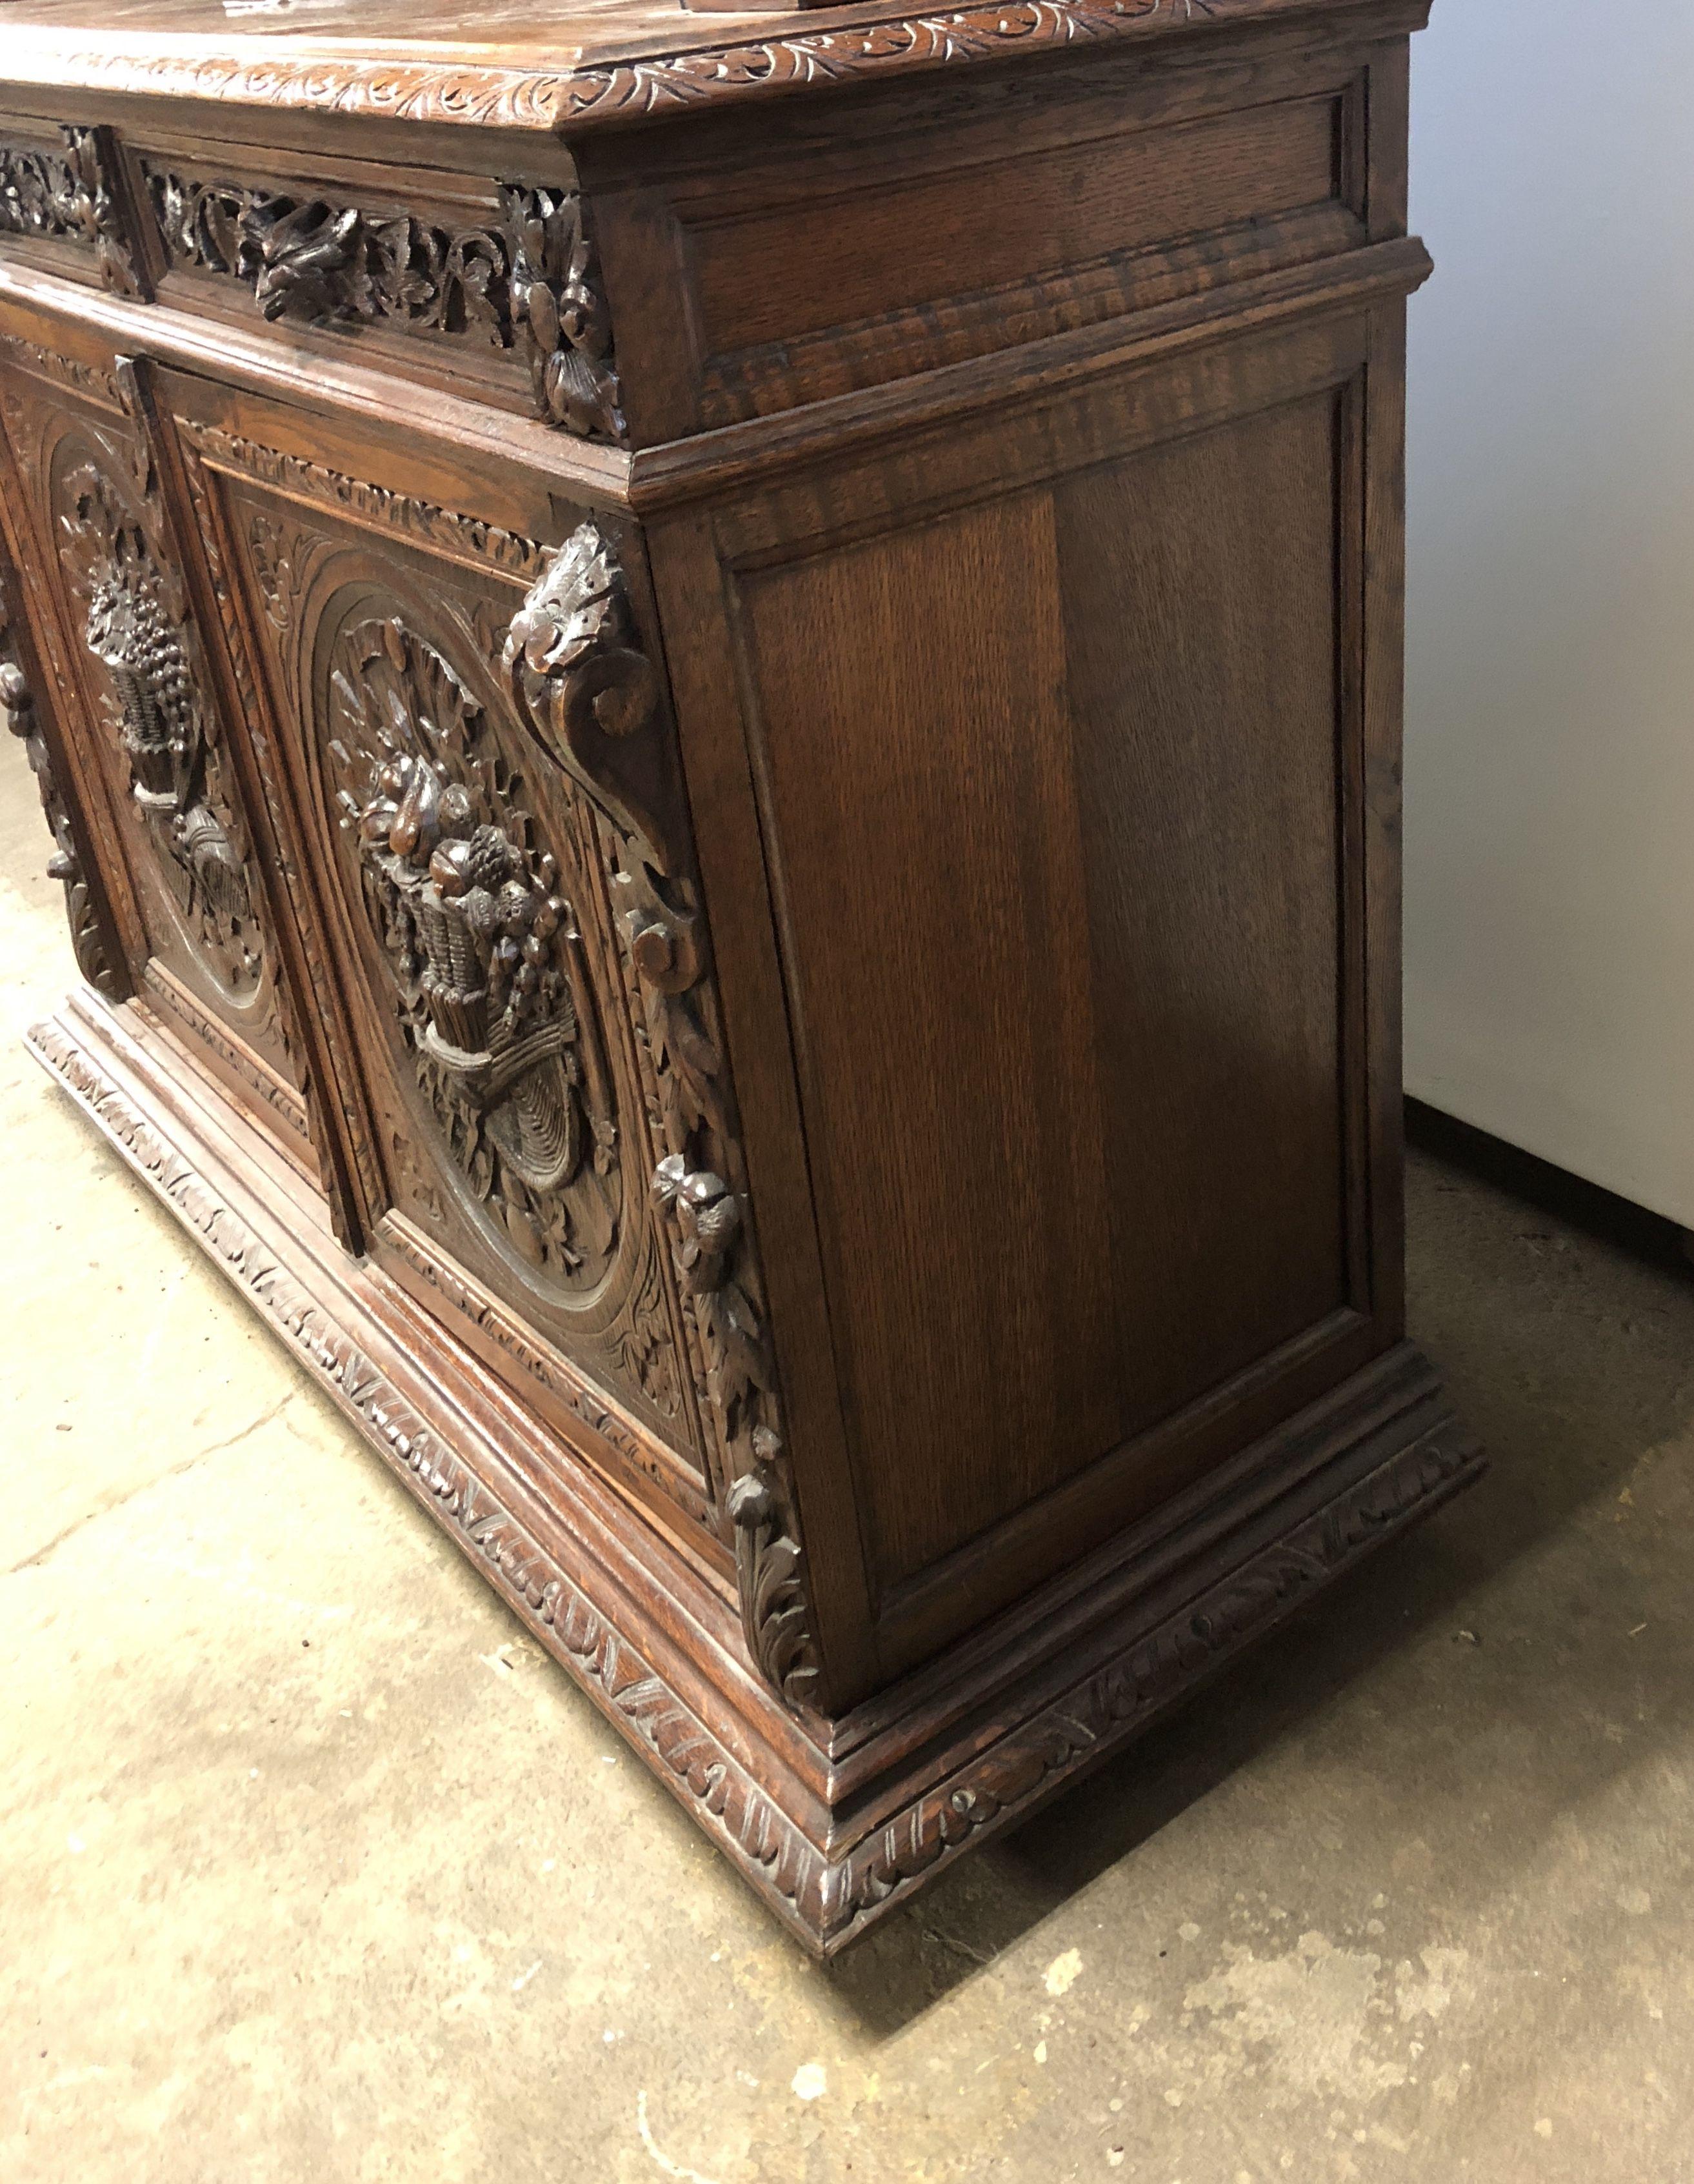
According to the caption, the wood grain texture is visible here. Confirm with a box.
[730,384,1364,1618]
[0,0,1472,1941]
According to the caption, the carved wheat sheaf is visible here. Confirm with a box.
[51,379,274,1007]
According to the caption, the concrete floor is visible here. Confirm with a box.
[5,732,1694,2184]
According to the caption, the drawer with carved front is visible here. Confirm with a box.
[0,112,624,449]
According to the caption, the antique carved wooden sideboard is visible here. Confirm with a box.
[0,0,1478,1950]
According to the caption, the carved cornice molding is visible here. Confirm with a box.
[0,0,1333,138]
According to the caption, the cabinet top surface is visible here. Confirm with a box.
[0,0,1339,139]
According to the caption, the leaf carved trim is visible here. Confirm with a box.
[148,171,623,443]
[20,994,1494,1951]
[0,0,1280,137]
[506,525,824,1709]
[177,419,546,581]
[0,125,148,299]
[835,1421,1482,1928]
[0,331,123,410]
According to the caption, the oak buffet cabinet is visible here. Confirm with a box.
[0,0,1477,1951]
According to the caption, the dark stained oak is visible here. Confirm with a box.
[0,0,1477,1952]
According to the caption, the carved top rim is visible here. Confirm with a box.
[0,0,1371,139]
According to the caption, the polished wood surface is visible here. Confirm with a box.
[0,0,1477,1951]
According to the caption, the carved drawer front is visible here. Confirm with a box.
[197,426,800,1613]
[0,117,148,301]
[0,336,310,1149]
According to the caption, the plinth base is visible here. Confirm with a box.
[28,985,1484,1954]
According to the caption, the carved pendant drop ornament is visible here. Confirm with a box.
[0,555,121,996]
[505,526,822,1708]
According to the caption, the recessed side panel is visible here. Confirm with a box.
[1054,392,1350,1431]
[730,379,1370,1610]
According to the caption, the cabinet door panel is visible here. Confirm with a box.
[192,424,728,1550]
[0,335,309,1148]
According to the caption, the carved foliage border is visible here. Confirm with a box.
[28,1004,1482,1952]
[0,0,1250,135]
[0,123,146,299]
[148,175,624,444]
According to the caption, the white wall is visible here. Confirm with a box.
[1404,0,1694,1223]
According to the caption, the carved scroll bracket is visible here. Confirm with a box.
[504,525,821,1708]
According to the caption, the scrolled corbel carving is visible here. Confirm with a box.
[503,524,674,870]
[505,526,821,1707]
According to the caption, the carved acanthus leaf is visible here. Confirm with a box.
[146,168,624,445]
[0,125,146,299]
[0,1,1238,138]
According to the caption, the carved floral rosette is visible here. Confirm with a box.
[504,523,821,1708]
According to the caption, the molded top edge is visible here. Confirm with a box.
[0,0,1384,138]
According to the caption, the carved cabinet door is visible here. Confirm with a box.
[161,379,760,1581]
[0,325,312,1156]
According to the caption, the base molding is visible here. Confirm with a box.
[28,987,1483,1954]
